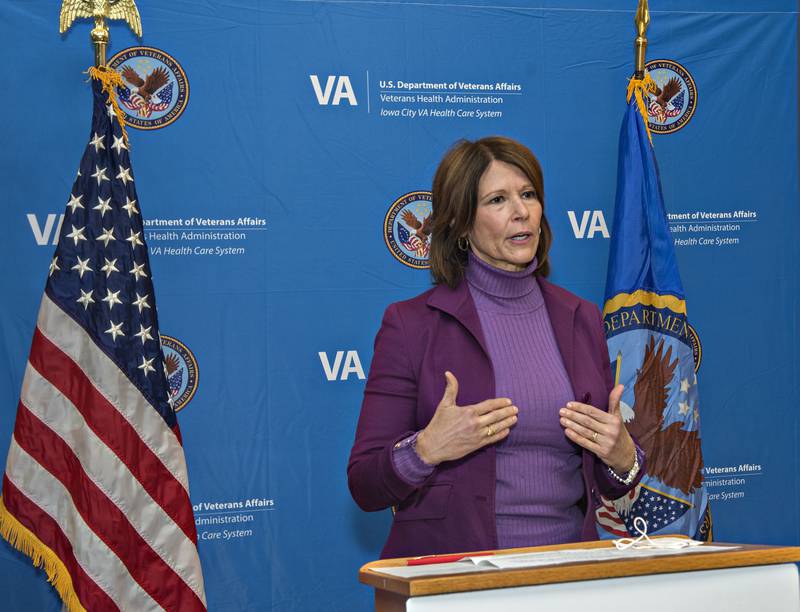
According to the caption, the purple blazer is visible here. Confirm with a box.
[347,276,644,559]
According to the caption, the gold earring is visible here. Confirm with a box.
[457,236,469,251]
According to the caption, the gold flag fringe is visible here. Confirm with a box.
[0,496,86,611]
[626,71,657,146]
[87,65,130,148]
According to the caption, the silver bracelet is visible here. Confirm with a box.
[608,451,640,485]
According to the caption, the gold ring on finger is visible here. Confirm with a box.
[592,431,598,442]
[486,426,493,437]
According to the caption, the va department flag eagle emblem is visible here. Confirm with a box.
[598,76,711,541]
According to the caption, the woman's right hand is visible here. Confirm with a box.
[415,371,518,465]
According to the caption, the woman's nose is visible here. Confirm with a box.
[511,195,530,220]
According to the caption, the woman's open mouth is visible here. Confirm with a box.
[509,232,533,243]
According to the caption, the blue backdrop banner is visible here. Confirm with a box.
[0,2,797,610]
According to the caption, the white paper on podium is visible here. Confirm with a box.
[371,543,739,578]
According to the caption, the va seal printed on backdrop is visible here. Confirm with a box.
[384,191,432,269]
[160,335,199,412]
[644,59,697,134]
[108,47,189,130]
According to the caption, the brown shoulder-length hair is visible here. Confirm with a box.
[429,136,552,287]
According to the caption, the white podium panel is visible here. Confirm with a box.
[406,563,799,612]
[362,541,800,612]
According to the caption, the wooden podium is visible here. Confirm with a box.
[360,539,800,611]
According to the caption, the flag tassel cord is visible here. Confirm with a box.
[626,71,657,145]
[87,65,129,148]
[0,496,86,612]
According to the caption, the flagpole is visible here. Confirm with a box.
[629,0,655,142]
[634,0,650,78]
[90,16,109,67]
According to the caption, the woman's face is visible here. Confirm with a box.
[468,159,542,272]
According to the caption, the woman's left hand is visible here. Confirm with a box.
[559,384,636,474]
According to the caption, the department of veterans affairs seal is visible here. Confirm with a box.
[160,335,199,412]
[108,47,189,130]
[384,191,433,269]
[644,59,697,135]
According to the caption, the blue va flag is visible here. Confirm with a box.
[596,83,711,541]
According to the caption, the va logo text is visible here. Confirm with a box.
[567,210,609,239]
[318,350,365,381]
[28,213,64,246]
[309,75,358,106]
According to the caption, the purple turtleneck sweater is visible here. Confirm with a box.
[392,254,585,547]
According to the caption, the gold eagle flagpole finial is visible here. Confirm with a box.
[59,0,142,67]
[628,0,655,142]
[634,0,650,78]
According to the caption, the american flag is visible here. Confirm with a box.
[0,72,206,610]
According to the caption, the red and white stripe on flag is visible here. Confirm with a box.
[0,294,207,611]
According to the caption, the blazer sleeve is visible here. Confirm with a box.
[347,303,432,511]
[585,303,646,500]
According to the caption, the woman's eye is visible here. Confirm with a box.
[522,190,537,199]
[489,195,504,204]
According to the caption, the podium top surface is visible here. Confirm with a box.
[359,539,800,597]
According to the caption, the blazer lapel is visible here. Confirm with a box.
[426,281,490,357]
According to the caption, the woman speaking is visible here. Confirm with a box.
[348,137,644,558]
